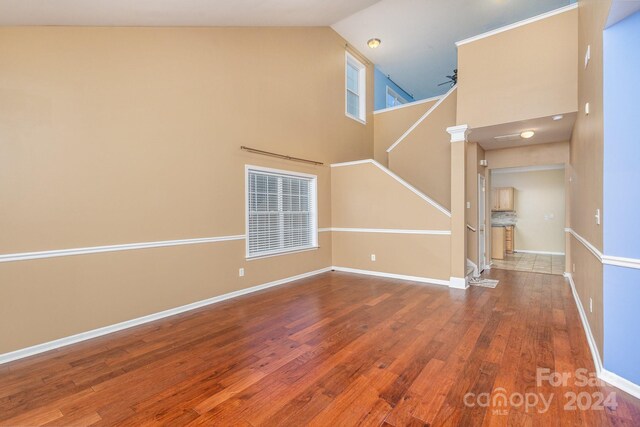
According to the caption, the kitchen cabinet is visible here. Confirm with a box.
[505,225,514,254]
[492,187,515,212]
[492,227,505,260]
[492,225,515,259]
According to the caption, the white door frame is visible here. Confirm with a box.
[478,174,487,272]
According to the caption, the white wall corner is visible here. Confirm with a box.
[447,124,470,143]
[449,276,469,289]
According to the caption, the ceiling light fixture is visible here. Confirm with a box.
[367,38,381,49]
[552,115,564,121]
[520,130,535,139]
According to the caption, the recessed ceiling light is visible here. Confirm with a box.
[520,131,535,139]
[552,115,564,121]
[367,38,381,49]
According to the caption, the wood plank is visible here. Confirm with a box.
[0,270,638,425]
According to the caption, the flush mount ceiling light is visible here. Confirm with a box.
[367,38,381,49]
[520,130,535,139]
[552,115,564,121]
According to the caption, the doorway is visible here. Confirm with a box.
[489,165,566,275]
[478,174,487,273]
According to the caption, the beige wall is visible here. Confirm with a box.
[388,89,457,209]
[492,169,566,254]
[373,99,437,166]
[566,0,612,357]
[0,26,374,354]
[485,141,570,170]
[331,162,451,280]
[457,8,578,128]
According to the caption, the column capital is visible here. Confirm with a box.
[446,124,470,143]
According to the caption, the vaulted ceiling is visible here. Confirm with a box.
[0,0,381,27]
[0,0,573,100]
[332,0,574,99]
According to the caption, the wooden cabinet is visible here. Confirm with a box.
[492,227,505,260]
[492,225,515,259]
[505,225,514,254]
[492,187,515,211]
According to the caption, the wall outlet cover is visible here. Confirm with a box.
[239,268,245,277]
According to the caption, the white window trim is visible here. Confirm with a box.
[345,52,366,124]
[386,86,409,108]
[245,165,318,260]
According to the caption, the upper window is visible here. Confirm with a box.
[386,86,409,108]
[345,53,366,123]
[246,166,318,259]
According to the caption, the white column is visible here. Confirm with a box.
[447,124,469,290]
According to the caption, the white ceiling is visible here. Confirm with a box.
[470,112,577,151]
[0,0,381,27]
[332,0,573,99]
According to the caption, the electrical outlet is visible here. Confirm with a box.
[595,208,601,225]
[371,254,376,262]
[590,297,593,313]
[466,202,471,209]
[573,263,576,273]
[239,268,245,277]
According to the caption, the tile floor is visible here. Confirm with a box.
[491,252,565,275]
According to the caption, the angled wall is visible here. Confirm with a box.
[387,88,457,209]
[331,160,451,282]
[373,98,437,166]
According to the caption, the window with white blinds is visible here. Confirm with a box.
[345,52,366,123]
[246,167,318,258]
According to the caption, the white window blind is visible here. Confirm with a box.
[345,53,366,122]
[246,167,317,258]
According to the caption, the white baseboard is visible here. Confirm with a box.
[563,273,640,399]
[564,273,603,374]
[0,267,332,365]
[449,276,469,289]
[516,250,565,256]
[600,369,640,400]
[331,266,450,287]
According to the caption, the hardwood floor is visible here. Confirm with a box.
[1,269,639,426]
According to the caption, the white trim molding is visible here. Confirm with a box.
[602,254,640,270]
[332,266,449,287]
[566,228,640,270]
[373,95,443,115]
[0,235,246,264]
[565,228,603,261]
[386,85,457,153]
[492,164,565,174]
[456,3,578,46]
[600,369,640,400]
[564,272,603,374]
[449,276,469,290]
[446,124,470,143]
[0,267,333,365]
[330,159,451,217]
[330,228,450,235]
[515,249,565,256]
